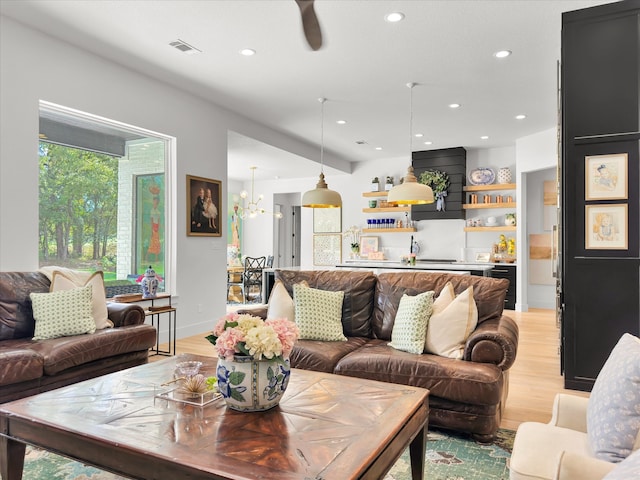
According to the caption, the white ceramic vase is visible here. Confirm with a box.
[216,355,290,412]
[497,167,512,184]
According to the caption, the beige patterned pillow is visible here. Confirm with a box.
[389,291,435,354]
[30,284,96,340]
[424,285,478,359]
[293,283,346,341]
[267,280,308,322]
[51,270,113,329]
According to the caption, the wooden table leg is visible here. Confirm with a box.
[0,435,26,480]
[409,424,427,480]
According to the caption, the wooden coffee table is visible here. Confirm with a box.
[0,354,428,480]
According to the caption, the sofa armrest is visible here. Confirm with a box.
[107,302,146,327]
[553,451,615,480]
[463,314,519,370]
[235,306,268,319]
[549,393,589,432]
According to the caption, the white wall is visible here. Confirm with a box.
[515,127,558,311]
[0,16,329,340]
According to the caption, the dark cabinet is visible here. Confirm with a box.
[561,1,640,391]
[490,265,516,310]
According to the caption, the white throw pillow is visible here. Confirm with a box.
[389,291,435,354]
[51,270,113,329]
[293,283,345,341]
[266,280,295,322]
[587,333,640,462]
[30,285,96,340]
[424,284,478,359]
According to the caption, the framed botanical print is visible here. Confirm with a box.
[585,204,628,250]
[187,175,222,237]
[313,234,342,266]
[313,207,342,233]
[585,153,628,201]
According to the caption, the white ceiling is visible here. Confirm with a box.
[1,0,614,181]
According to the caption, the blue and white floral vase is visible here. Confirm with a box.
[141,265,159,299]
[216,355,290,412]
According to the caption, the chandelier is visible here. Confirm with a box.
[239,166,283,219]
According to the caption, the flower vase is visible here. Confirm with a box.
[141,265,159,299]
[216,355,290,412]
[350,245,360,259]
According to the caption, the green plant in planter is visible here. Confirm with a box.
[419,170,450,211]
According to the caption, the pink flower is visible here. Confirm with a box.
[265,318,300,359]
[213,314,236,336]
[214,327,245,360]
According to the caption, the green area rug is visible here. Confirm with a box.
[21,428,514,480]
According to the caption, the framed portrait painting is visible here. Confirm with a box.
[585,204,628,250]
[585,153,628,201]
[187,175,222,237]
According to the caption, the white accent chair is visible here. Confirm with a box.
[509,393,623,479]
[511,333,640,480]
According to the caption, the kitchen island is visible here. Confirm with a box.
[335,260,494,276]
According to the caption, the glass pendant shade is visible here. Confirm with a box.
[302,97,342,208]
[302,172,342,208]
[387,166,434,205]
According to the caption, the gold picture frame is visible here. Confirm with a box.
[585,204,628,250]
[359,236,379,257]
[585,153,628,201]
[187,175,222,237]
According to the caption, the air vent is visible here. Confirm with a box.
[169,39,202,55]
[355,140,367,145]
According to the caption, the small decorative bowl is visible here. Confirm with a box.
[175,361,203,378]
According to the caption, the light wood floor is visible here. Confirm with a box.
[158,307,589,431]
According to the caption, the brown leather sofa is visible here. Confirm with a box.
[248,269,519,441]
[0,271,158,403]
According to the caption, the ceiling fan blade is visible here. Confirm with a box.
[295,0,323,51]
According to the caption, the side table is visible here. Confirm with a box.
[145,295,176,356]
[108,293,176,356]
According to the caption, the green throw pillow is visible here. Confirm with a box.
[293,283,346,341]
[389,291,435,354]
[30,284,96,340]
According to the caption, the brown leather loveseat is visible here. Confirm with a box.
[253,269,519,442]
[0,272,157,403]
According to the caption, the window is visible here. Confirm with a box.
[38,101,174,296]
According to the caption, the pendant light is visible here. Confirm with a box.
[302,98,342,208]
[387,83,435,206]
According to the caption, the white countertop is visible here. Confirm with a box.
[336,260,494,271]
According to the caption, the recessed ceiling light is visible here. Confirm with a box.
[515,114,526,120]
[414,133,423,138]
[449,103,461,109]
[423,141,433,145]
[336,120,347,125]
[480,136,489,140]
[385,12,405,22]
[240,48,256,56]
[494,50,512,58]
[375,147,383,151]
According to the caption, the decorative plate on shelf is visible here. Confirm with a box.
[468,168,496,185]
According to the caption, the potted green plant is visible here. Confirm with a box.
[385,176,394,191]
[371,177,379,191]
